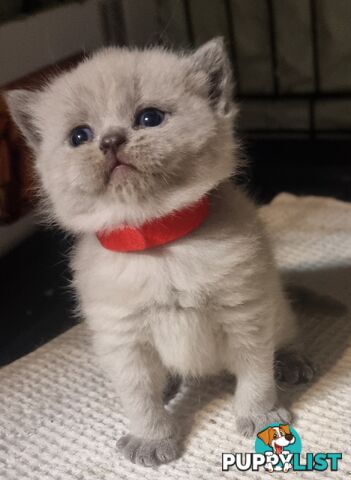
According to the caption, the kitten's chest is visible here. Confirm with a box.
[74,231,236,313]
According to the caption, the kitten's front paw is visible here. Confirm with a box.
[117,434,179,466]
[236,407,292,437]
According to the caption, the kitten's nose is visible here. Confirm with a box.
[100,131,126,153]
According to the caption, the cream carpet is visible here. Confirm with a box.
[1,193,350,479]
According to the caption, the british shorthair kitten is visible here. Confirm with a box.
[6,38,314,467]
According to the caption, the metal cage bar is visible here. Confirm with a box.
[182,0,195,46]
[144,0,351,139]
[266,0,279,96]
[223,0,241,95]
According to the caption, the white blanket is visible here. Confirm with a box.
[1,193,350,479]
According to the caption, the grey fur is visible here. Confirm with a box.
[5,38,313,467]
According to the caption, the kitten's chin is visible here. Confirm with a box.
[53,179,215,234]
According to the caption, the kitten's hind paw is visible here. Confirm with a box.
[236,407,292,437]
[117,434,180,466]
[275,350,316,385]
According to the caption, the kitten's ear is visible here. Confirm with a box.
[4,89,41,150]
[192,37,234,114]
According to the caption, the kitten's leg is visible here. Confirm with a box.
[231,344,292,437]
[97,340,179,466]
[221,302,291,436]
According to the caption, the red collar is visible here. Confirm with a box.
[96,196,210,252]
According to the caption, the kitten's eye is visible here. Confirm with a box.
[69,125,94,147]
[135,108,165,128]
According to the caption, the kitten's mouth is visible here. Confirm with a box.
[106,155,138,182]
[113,158,135,171]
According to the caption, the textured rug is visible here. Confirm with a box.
[1,193,350,479]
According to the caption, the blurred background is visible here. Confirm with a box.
[1,0,351,365]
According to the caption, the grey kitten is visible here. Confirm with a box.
[6,38,314,467]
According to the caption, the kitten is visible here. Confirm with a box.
[6,38,314,467]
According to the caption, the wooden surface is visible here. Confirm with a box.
[0,54,82,223]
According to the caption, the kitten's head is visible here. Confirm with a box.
[6,38,239,233]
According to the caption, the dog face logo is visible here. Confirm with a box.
[258,424,295,454]
[257,424,296,472]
